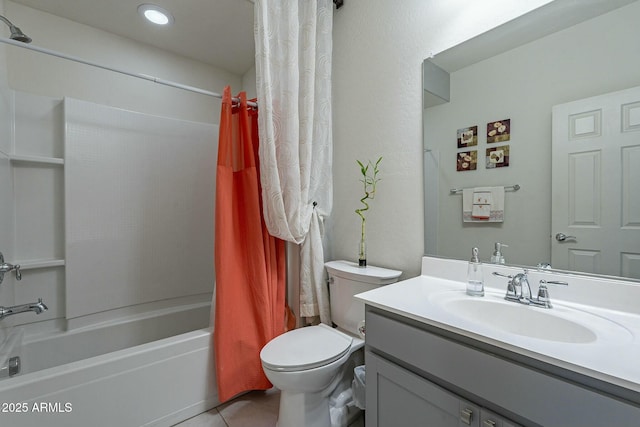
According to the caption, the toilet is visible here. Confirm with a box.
[260,260,402,427]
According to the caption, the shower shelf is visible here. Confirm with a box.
[17,259,65,270]
[10,154,64,165]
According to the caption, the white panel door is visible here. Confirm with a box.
[552,86,640,279]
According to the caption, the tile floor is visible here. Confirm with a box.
[173,388,365,427]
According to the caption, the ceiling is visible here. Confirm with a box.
[10,0,256,75]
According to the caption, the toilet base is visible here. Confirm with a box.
[276,389,363,427]
[275,349,364,427]
[277,389,330,427]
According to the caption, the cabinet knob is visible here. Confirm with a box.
[483,420,497,427]
[460,408,474,425]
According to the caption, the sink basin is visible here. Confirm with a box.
[429,291,632,344]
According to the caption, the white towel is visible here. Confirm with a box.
[471,191,492,219]
[463,186,505,223]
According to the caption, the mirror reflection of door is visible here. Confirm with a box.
[551,85,640,279]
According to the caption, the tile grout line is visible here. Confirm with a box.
[216,408,231,427]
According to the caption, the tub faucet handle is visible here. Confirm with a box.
[0,252,22,284]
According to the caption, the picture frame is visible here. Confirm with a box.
[487,119,510,143]
[457,150,478,171]
[457,125,478,148]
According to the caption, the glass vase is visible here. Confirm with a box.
[358,236,366,267]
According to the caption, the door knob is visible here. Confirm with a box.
[555,233,576,242]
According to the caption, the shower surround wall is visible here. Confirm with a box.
[0,0,14,344]
[65,97,215,320]
[4,89,217,327]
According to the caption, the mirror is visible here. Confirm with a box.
[423,0,640,281]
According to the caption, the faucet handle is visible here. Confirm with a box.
[534,280,569,308]
[493,272,521,301]
[493,268,528,279]
[0,252,22,284]
[536,284,552,307]
[540,279,568,287]
[505,281,518,300]
[492,271,513,279]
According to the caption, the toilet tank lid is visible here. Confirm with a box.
[325,260,402,284]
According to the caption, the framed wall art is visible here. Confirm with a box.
[457,150,477,171]
[486,145,510,168]
[457,125,478,148]
[487,119,510,143]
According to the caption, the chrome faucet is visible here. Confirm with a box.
[0,298,47,320]
[493,269,532,304]
[493,270,568,308]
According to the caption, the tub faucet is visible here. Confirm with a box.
[0,298,47,320]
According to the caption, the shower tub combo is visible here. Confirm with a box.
[0,9,223,425]
[0,92,220,426]
[0,299,218,426]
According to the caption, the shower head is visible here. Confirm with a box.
[9,26,31,43]
[0,15,31,43]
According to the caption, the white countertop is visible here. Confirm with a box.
[355,258,640,396]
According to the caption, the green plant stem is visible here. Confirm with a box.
[354,157,381,261]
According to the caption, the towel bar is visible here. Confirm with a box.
[450,184,520,194]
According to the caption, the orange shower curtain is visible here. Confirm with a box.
[214,87,287,402]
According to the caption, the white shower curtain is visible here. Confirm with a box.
[254,0,333,324]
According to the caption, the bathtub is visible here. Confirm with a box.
[0,301,219,426]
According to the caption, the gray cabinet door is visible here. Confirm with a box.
[366,351,480,427]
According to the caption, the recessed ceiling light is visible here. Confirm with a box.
[138,4,174,26]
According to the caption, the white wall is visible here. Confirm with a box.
[426,2,640,267]
[330,0,553,278]
[242,65,257,100]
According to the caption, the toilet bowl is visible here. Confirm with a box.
[260,260,401,427]
[261,324,362,427]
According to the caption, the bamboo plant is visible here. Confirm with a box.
[355,157,382,267]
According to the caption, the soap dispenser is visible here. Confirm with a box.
[490,242,508,264]
[467,247,484,296]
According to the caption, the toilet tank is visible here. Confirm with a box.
[325,260,402,336]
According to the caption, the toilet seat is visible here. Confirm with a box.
[261,324,353,372]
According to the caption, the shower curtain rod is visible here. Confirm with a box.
[0,36,257,108]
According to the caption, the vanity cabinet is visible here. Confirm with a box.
[364,307,640,427]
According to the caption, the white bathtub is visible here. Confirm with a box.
[0,301,219,426]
